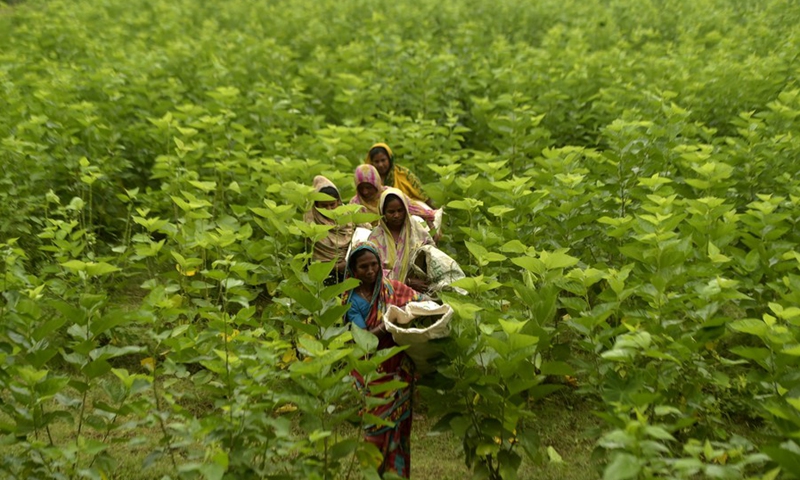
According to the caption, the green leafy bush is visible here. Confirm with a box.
[2,0,800,478]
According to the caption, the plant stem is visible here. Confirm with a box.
[88,393,128,468]
[39,404,54,446]
[74,385,88,471]
[151,358,179,471]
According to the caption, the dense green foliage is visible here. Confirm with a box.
[2,0,800,478]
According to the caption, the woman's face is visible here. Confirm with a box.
[357,182,378,201]
[383,197,406,229]
[371,151,391,176]
[316,199,340,210]
[353,251,380,285]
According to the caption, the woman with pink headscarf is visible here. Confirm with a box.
[350,165,437,230]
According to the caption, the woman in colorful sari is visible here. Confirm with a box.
[343,243,423,478]
[368,188,433,292]
[349,164,385,223]
[304,176,354,283]
[366,143,434,208]
[350,164,437,229]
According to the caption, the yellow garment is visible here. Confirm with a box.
[366,143,429,203]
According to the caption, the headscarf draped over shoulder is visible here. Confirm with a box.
[304,175,353,263]
[366,143,429,203]
[342,241,421,330]
[368,188,432,282]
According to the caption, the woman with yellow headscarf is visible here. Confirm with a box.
[366,143,434,208]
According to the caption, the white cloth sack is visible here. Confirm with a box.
[384,301,454,373]
[409,245,467,296]
[345,227,372,260]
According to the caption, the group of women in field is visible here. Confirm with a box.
[305,143,439,478]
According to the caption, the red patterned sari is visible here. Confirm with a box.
[343,243,423,478]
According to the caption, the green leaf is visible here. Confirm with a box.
[188,180,217,192]
[320,278,360,302]
[763,441,800,475]
[33,317,67,342]
[86,262,120,276]
[91,310,130,337]
[317,304,351,329]
[488,206,514,217]
[447,299,482,320]
[539,361,575,376]
[782,345,800,356]
[517,429,540,462]
[369,379,408,395]
[82,359,112,379]
[309,429,332,442]
[707,241,731,263]
[330,439,359,461]
[541,251,580,270]
[498,319,526,335]
[465,241,487,257]
[644,425,675,441]
[199,463,225,480]
[351,325,378,353]
[654,405,683,416]
[546,446,563,463]
[512,256,544,275]
[308,260,336,284]
[685,178,711,189]
[281,285,323,313]
[729,346,770,362]
[603,453,640,480]
[171,250,187,267]
[498,449,521,480]
[47,300,84,323]
[729,319,767,337]
[61,260,87,271]
[476,442,500,457]
[28,348,58,369]
[35,377,69,398]
[447,199,483,211]
[500,240,530,254]
[298,336,324,357]
[508,333,539,352]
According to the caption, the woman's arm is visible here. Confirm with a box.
[406,277,429,293]
[407,201,436,222]
[368,322,389,338]
[388,279,425,305]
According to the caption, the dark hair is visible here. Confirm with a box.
[369,146,391,161]
[315,186,340,205]
[348,248,378,271]
[382,193,404,212]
